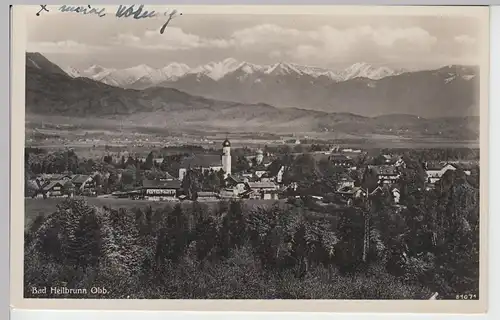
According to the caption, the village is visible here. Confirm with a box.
[25,138,478,210]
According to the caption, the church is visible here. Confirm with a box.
[178,139,232,180]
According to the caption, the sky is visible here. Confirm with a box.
[25,5,484,71]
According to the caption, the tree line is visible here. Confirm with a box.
[24,164,479,299]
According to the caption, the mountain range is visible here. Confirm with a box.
[64,58,407,88]
[61,58,480,118]
[26,52,480,140]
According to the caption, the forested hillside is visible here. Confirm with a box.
[24,167,479,299]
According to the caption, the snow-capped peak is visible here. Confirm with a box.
[161,62,190,80]
[233,62,265,74]
[84,64,106,74]
[74,58,411,88]
[264,62,303,76]
[340,62,404,80]
[63,66,81,78]
[128,64,156,75]
[81,64,116,81]
[99,64,157,87]
[188,58,242,80]
[285,63,343,81]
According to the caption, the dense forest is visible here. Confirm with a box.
[24,165,479,299]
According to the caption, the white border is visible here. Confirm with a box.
[7,1,500,319]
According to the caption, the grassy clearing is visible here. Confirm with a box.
[24,197,285,226]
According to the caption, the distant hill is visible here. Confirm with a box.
[152,64,480,118]
[25,52,479,140]
[26,52,68,76]
[61,57,479,118]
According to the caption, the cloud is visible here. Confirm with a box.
[454,34,476,46]
[108,23,437,58]
[237,25,439,65]
[27,40,107,54]
[230,24,304,47]
[28,23,474,67]
[112,27,232,51]
[111,33,141,44]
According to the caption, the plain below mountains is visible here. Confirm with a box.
[26,52,479,140]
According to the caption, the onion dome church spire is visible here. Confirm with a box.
[222,137,231,178]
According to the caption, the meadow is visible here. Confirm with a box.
[24,197,285,226]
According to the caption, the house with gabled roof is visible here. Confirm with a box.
[197,191,219,201]
[159,172,177,181]
[33,179,74,198]
[43,181,65,198]
[71,174,96,195]
[371,165,400,186]
[40,173,73,181]
[336,186,367,206]
[424,161,471,184]
[140,179,181,201]
[329,154,354,169]
[178,154,224,180]
[246,181,279,200]
[337,173,355,189]
[225,174,248,194]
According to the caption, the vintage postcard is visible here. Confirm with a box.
[10,4,489,313]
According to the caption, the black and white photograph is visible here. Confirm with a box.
[12,4,488,307]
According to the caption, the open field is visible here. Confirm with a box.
[25,114,479,158]
[24,197,287,227]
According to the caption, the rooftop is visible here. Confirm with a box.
[42,180,66,191]
[337,186,365,194]
[180,154,222,169]
[71,174,92,184]
[330,154,351,161]
[372,165,399,175]
[247,181,278,189]
[142,179,181,189]
[198,191,219,197]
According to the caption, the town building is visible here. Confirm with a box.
[329,154,354,169]
[39,173,73,181]
[392,188,401,204]
[374,154,406,167]
[259,165,286,183]
[251,163,269,178]
[337,174,355,189]
[245,149,273,168]
[32,179,75,199]
[197,191,219,201]
[71,174,96,196]
[246,181,279,200]
[141,179,181,201]
[40,181,65,198]
[178,139,232,180]
[222,139,232,178]
[225,175,249,192]
[219,188,244,199]
[178,155,223,181]
[336,186,367,206]
[424,162,472,184]
[159,172,177,181]
[371,165,400,186]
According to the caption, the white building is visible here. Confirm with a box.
[178,139,232,180]
[222,138,231,179]
[425,162,471,184]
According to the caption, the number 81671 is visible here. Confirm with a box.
[456,294,478,300]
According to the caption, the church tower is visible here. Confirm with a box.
[256,149,264,165]
[222,138,231,178]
